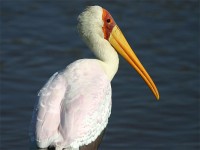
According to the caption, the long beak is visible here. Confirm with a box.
[109,25,159,100]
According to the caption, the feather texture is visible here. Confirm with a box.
[30,59,112,149]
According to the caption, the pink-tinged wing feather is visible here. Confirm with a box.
[57,60,112,148]
[30,59,112,149]
[30,72,67,148]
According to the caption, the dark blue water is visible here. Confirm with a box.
[1,0,199,149]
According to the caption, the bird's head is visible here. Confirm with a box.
[77,6,159,100]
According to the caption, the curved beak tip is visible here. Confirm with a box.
[156,94,160,100]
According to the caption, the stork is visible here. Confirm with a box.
[30,5,159,150]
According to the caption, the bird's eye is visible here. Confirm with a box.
[106,19,111,23]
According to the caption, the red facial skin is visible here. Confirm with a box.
[102,9,116,40]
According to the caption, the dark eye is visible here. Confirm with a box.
[106,19,111,23]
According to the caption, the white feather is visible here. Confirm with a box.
[30,6,120,149]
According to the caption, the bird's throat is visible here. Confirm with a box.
[95,41,119,81]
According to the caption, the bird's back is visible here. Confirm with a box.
[30,59,112,149]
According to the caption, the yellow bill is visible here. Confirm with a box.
[109,25,159,100]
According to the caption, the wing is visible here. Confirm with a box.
[30,72,67,148]
[57,60,112,148]
[30,59,112,149]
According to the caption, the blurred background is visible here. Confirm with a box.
[1,0,199,149]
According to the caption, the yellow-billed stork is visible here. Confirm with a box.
[30,5,159,150]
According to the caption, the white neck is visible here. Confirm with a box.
[100,50,119,81]
[86,34,119,81]
[77,6,119,81]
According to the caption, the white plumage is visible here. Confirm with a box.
[30,5,159,150]
[30,59,112,149]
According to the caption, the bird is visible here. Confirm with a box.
[30,5,159,150]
